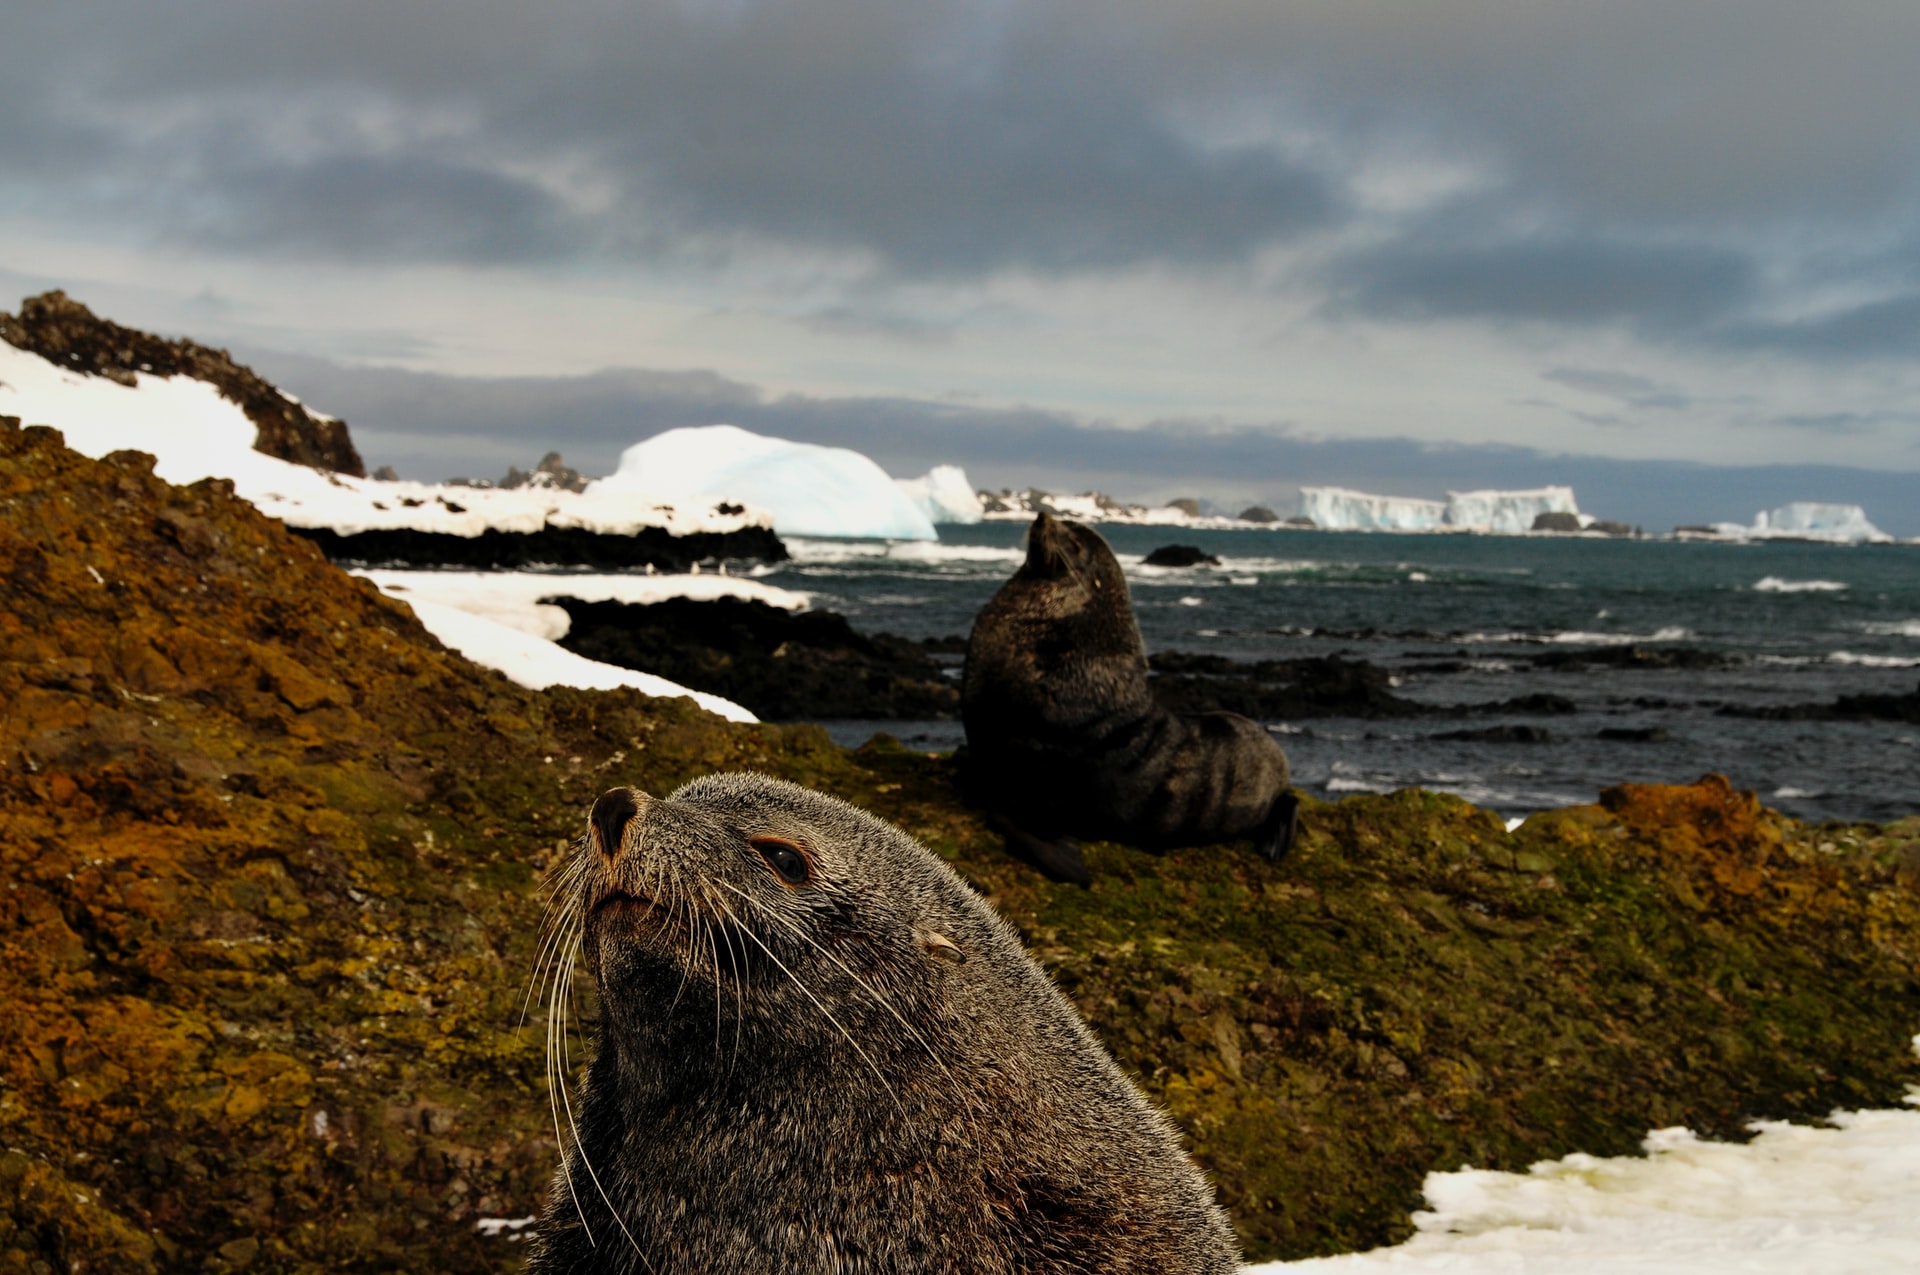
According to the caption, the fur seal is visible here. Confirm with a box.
[526,773,1240,1274]
[962,513,1297,883]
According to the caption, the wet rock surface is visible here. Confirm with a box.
[1723,681,1920,724]
[4,416,1920,1268]
[1,291,365,476]
[1149,651,1427,719]
[1142,544,1222,567]
[553,595,960,720]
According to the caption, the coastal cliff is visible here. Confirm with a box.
[3,417,1917,1270]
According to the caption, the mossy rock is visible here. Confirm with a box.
[3,418,1918,1270]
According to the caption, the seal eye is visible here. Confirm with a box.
[750,837,811,886]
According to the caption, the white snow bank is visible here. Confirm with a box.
[1298,486,1581,534]
[0,342,770,539]
[1250,1092,1920,1273]
[591,424,937,541]
[400,597,756,722]
[355,569,808,642]
[1712,503,1890,545]
[896,464,984,524]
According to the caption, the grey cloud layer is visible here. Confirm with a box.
[13,3,1920,348]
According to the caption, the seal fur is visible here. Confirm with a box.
[526,772,1240,1274]
[962,512,1297,882]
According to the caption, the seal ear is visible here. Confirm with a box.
[914,927,966,964]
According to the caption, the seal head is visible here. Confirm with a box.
[528,772,1240,1274]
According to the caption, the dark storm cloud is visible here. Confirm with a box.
[1723,294,1920,359]
[1334,238,1755,331]
[1541,368,1690,412]
[11,2,1920,350]
[248,350,1920,537]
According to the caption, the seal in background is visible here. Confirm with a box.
[526,773,1240,1274]
[963,512,1298,882]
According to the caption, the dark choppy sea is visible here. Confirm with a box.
[756,524,1920,826]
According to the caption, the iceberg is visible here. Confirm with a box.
[1298,485,1582,534]
[896,464,984,524]
[1444,486,1580,534]
[1298,487,1448,531]
[1741,503,1890,544]
[590,425,938,541]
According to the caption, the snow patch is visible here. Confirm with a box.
[591,425,936,541]
[399,598,756,722]
[1249,1100,1920,1273]
[355,570,809,641]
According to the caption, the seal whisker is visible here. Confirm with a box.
[553,927,658,1273]
[542,920,594,1247]
[708,892,909,1119]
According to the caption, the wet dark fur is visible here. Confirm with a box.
[526,773,1239,1274]
[963,513,1296,880]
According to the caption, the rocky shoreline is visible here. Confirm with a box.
[295,522,788,573]
[6,416,1919,1270]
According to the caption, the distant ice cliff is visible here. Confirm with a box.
[1300,485,1581,534]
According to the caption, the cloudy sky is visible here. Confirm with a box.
[6,2,1919,529]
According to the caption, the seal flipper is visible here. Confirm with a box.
[990,814,1091,887]
[1253,790,1301,864]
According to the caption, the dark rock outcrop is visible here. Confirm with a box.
[292,522,787,572]
[1142,544,1221,568]
[1148,651,1425,719]
[1238,505,1279,524]
[1532,511,1583,533]
[1,291,365,476]
[1528,645,1739,672]
[553,595,959,719]
[1724,681,1920,724]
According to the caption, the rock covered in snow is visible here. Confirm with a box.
[0,332,778,561]
[0,290,364,475]
[895,463,984,524]
[590,424,938,541]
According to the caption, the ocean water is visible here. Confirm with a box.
[755,525,1920,825]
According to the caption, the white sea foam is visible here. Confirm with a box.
[1178,596,1206,607]
[1457,627,1692,646]
[1755,577,1850,593]
[786,538,1022,566]
[1864,620,1920,639]
[1828,652,1920,668]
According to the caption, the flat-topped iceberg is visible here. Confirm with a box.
[1300,487,1449,532]
[896,464,984,524]
[1712,502,1890,544]
[1299,485,1581,534]
[592,424,938,541]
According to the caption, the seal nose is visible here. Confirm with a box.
[591,787,651,863]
